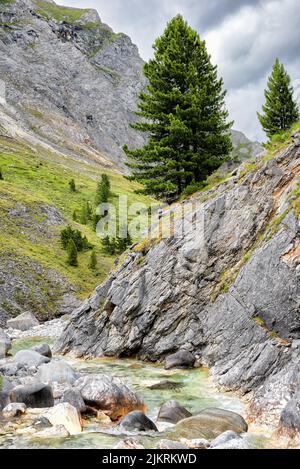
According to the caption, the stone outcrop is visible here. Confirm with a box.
[56,133,300,429]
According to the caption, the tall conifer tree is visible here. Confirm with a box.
[258,59,299,138]
[124,15,232,200]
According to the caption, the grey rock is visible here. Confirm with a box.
[32,416,52,430]
[60,388,86,413]
[157,440,188,449]
[14,350,50,367]
[211,437,253,449]
[157,400,192,424]
[7,312,39,331]
[165,351,195,370]
[0,328,11,358]
[75,374,146,421]
[34,425,70,439]
[278,392,300,436]
[10,383,54,408]
[210,430,242,448]
[147,380,184,391]
[175,408,248,440]
[31,343,52,358]
[119,411,158,432]
[2,402,26,419]
[37,360,77,385]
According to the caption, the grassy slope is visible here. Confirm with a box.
[0,136,155,300]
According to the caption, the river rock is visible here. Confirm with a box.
[210,430,242,448]
[10,383,54,408]
[7,312,39,331]
[75,374,146,420]
[32,416,52,430]
[114,438,145,449]
[37,360,77,385]
[2,402,27,419]
[0,376,13,410]
[0,329,11,358]
[148,380,184,391]
[278,392,300,436]
[35,425,70,439]
[31,343,52,359]
[175,408,248,440]
[180,438,209,449]
[157,400,192,424]
[165,351,195,370]
[157,440,188,449]
[60,388,86,413]
[14,350,50,367]
[46,403,82,435]
[211,438,252,449]
[119,411,158,432]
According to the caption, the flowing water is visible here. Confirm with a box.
[0,337,287,449]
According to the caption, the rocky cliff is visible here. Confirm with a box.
[0,0,146,171]
[56,129,300,428]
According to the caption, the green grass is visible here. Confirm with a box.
[0,136,155,299]
[34,1,90,23]
[0,374,3,390]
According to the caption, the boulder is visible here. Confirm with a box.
[148,380,184,391]
[165,351,195,370]
[60,388,86,413]
[157,440,188,449]
[2,402,26,419]
[0,328,11,358]
[0,375,13,410]
[14,350,50,367]
[10,383,54,408]
[32,416,52,430]
[31,343,52,359]
[180,438,209,449]
[35,425,70,439]
[175,408,248,440]
[278,392,300,436]
[114,438,145,449]
[157,400,192,424]
[7,312,39,331]
[46,403,82,435]
[37,360,77,385]
[210,430,241,448]
[75,374,146,420]
[119,411,158,432]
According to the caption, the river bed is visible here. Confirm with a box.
[0,336,289,449]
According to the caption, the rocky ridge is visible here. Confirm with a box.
[56,130,300,431]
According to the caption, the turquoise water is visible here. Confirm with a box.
[0,337,280,449]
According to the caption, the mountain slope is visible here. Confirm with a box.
[0,0,146,171]
[56,126,300,428]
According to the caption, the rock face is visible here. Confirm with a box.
[278,391,300,437]
[7,312,39,331]
[56,135,300,428]
[175,408,248,440]
[74,374,146,420]
[0,0,146,171]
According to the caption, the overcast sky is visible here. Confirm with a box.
[59,0,300,142]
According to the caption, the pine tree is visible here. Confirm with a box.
[124,15,232,200]
[79,203,88,225]
[72,210,77,222]
[67,238,78,267]
[0,168,3,181]
[258,59,299,138]
[89,250,97,270]
[69,179,76,192]
[95,174,111,206]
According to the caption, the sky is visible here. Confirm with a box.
[59,0,300,142]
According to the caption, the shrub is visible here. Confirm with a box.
[60,226,92,252]
[69,178,76,192]
[67,239,78,267]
